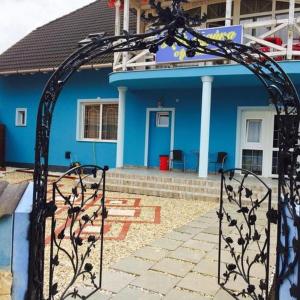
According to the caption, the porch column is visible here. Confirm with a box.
[287,0,295,60]
[116,87,127,168]
[122,0,130,70]
[225,0,233,26]
[199,76,214,178]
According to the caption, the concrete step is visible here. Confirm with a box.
[105,177,276,198]
[105,182,220,201]
[106,172,278,193]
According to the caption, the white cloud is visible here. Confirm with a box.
[0,0,96,54]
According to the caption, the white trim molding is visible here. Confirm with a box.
[144,107,175,167]
[76,98,118,143]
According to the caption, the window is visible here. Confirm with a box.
[78,101,118,141]
[156,112,170,127]
[246,119,262,143]
[242,149,263,175]
[15,108,27,126]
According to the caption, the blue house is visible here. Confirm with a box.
[0,0,300,178]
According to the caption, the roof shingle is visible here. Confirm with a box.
[0,0,136,74]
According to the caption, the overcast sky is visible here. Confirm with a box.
[0,0,96,54]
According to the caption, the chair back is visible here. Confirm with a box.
[217,152,227,163]
[172,150,183,161]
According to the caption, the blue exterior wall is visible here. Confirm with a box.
[1,64,299,172]
[123,85,270,171]
[0,69,118,169]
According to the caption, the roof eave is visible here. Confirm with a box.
[0,63,113,76]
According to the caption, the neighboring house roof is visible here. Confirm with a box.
[0,0,135,75]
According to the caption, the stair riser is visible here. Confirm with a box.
[106,178,277,197]
[107,177,276,190]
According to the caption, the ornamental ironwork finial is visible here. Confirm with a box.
[142,0,207,28]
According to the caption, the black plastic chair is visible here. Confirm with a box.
[210,152,227,174]
[170,150,185,172]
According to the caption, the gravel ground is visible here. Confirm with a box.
[1,169,218,298]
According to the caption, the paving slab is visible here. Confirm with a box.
[186,220,211,229]
[131,270,180,295]
[214,288,238,300]
[193,232,218,244]
[101,270,135,293]
[112,256,154,275]
[177,272,220,296]
[182,239,216,252]
[193,259,219,277]
[201,226,221,235]
[111,286,161,300]
[151,257,194,277]
[151,238,183,250]
[165,288,209,300]
[175,225,203,235]
[194,216,215,224]
[133,246,169,261]
[167,247,205,263]
[205,249,234,264]
[65,288,112,300]
[164,231,195,242]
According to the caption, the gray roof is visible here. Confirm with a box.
[0,0,136,74]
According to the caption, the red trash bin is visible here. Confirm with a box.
[159,155,169,171]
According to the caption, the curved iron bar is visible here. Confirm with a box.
[218,168,272,300]
[27,1,300,299]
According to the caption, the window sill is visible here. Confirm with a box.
[77,138,117,143]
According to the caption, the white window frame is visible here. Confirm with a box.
[15,108,27,127]
[76,98,118,143]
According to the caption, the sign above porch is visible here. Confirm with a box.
[156,25,243,63]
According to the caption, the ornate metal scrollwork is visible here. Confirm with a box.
[48,165,108,300]
[218,169,273,300]
[27,1,300,299]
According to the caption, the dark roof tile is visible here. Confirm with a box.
[0,0,136,74]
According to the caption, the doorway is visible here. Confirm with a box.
[238,108,279,177]
[144,108,175,168]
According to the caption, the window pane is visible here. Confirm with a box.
[241,0,272,15]
[242,149,263,175]
[101,104,118,140]
[207,3,226,19]
[84,104,100,139]
[246,119,261,143]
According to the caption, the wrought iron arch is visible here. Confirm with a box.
[27,0,300,299]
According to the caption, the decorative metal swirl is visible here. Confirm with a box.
[218,169,273,299]
[27,0,300,299]
[48,165,108,300]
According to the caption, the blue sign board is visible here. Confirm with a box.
[156,25,243,63]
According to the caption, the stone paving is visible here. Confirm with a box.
[79,206,277,300]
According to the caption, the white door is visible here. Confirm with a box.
[240,110,270,176]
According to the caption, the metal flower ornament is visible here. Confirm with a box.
[27,0,300,299]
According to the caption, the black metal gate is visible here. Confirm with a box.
[47,165,108,300]
[218,168,275,300]
[27,1,300,298]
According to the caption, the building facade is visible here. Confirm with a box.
[0,0,300,177]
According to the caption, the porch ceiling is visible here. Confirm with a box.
[109,61,300,90]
